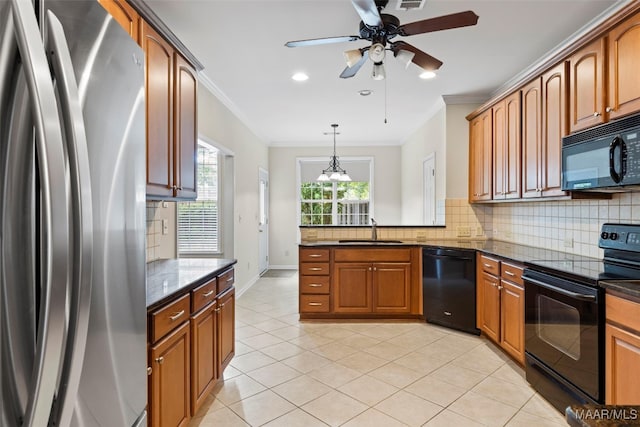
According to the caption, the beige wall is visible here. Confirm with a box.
[268,145,402,267]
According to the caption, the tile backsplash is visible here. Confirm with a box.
[146,201,177,263]
[301,192,640,259]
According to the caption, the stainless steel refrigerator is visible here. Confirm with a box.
[0,0,147,425]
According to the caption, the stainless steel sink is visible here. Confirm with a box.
[338,239,403,244]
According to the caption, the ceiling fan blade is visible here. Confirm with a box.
[397,11,479,36]
[340,50,369,79]
[285,35,361,48]
[391,41,443,70]
[351,0,383,28]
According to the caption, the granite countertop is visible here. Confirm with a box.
[599,280,640,299]
[146,258,237,310]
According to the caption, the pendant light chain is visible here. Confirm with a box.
[317,124,352,182]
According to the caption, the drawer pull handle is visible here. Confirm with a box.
[227,277,234,282]
[504,271,515,276]
[202,290,215,297]
[309,254,323,258]
[308,267,323,271]
[308,284,323,287]
[169,310,185,321]
[155,357,164,364]
[483,263,493,268]
[308,302,323,306]
[444,311,452,316]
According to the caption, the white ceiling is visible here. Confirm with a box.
[146,0,621,147]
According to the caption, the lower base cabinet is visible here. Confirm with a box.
[218,287,235,373]
[606,293,640,404]
[191,301,217,415]
[150,321,191,427]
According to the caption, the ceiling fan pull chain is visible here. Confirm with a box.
[384,74,388,124]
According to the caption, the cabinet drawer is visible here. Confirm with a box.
[607,294,640,332]
[334,248,411,262]
[217,268,235,295]
[300,262,330,275]
[299,248,330,262]
[192,278,217,314]
[501,262,524,286]
[479,254,500,276]
[150,293,191,343]
[300,295,330,313]
[300,276,330,294]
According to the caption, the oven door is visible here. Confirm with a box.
[523,269,602,401]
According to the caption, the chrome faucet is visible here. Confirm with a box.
[371,218,377,241]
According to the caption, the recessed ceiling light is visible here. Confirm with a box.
[291,72,309,81]
[419,71,436,80]
[358,89,373,96]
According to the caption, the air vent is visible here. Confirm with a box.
[396,0,426,11]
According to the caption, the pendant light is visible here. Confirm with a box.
[317,124,351,182]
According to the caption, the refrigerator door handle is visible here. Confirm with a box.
[45,11,94,427]
[9,0,71,425]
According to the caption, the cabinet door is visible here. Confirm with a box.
[606,323,640,404]
[492,101,506,199]
[97,0,140,44]
[469,110,492,202]
[504,92,521,199]
[191,302,217,416]
[217,288,235,373]
[373,263,411,314]
[142,21,174,198]
[541,63,568,197]
[478,272,500,343]
[569,38,605,133]
[333,263,372,313]
[174,53,198,200]
[522,78,542,198]
[607,13,640,120]
[150,321,190,427]
[500,280,525,364]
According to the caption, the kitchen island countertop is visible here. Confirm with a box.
[146,258,237,310]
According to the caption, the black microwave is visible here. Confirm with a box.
[562,113,640,191]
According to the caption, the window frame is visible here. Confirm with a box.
[296,156,374,227]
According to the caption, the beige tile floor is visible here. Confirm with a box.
[190,272,568,427]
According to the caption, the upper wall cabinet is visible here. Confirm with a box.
[142,21,198,200]
[492,92,521,200]
[98,0,141,44]
[569,12,640,133]
[469,110,493,202]
[607,13,640,120]
[568,38,605,133]
[522,63,568,199]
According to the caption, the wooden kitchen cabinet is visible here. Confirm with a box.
[607,12,640,120]
[492,92,521,200]
[97,0,141,44]
[522,63,568,199]
[150,321,191,427]
[142,20,198,200]
[569,38,606,133]
[605,293,640,404]
[299,246,420,319]
[190,280,217,415]
[476,254,525,364]
[469,109,493,202]
[217,287,235,374]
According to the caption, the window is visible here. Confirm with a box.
[177,141,220,255]
[298,158,372,225]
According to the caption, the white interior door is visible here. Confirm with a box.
[423,154,436,225]
[258,168,269,274]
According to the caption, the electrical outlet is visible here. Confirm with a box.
[457,226,471,237]
[504,231,513,239]
[416,231,427,242]
[162,201,168,208]
[476,227,483,236]
[162,219,169,235]
[564,238,574,248]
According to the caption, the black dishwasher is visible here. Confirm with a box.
[422,247,479,335]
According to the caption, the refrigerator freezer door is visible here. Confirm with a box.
[42,1,147,426]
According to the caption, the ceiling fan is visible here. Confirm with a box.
[285,0,479,80]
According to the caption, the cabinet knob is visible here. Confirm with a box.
[215,308,221,313]
[593,111,601,117]
[147,367,152,376]
[606,106,614,113]
[155,357,164,364]
[498,286,503,290]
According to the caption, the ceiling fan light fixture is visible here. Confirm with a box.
[371,62,386,80]
[419,70,436,79]
[368,43,386,63]
[395,49,415,68]
[344,49,363,68]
